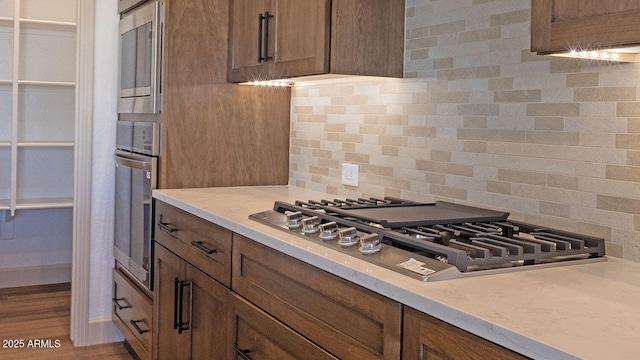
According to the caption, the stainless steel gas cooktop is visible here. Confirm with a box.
[250,197,606,281]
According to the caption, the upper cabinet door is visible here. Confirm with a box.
[271,0,330,78]
[228,0,329,82]
[531,0,640,53]
[229,0,269,73]
[228,0,404,83]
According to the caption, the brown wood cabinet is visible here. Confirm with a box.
[160,0,291,189]
[228,0,405,83]
[232,234,402,360]
[402,306,529,360]
[154,242,231,360]
[112,267,153,360]
[228,293,338,359]
[154,200,232,287]
[531,0,640,54]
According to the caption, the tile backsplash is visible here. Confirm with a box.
[289,0,640,261]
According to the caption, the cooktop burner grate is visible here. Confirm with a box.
[250,197,606,281]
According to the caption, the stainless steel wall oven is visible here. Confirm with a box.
[118,0,164,114]
[114,120,160,289]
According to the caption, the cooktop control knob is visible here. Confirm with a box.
[338,227,359,247]
[359,233,382,254]
[319,221,338,240]
[286,211,303,228]
[302,216,321,234]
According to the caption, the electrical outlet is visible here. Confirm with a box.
[341,163,359,187]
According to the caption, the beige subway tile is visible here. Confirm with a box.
[433,57,454,69]
[324,123,346,133]
[540,201,571,218]
[342,142,356,153]
[526,130,579,145]
[617,102,640,117]
[526,103,580,117]
[317,157,339,169]
[457,128,526,142]
[438,66,501,80]
[628,118,640,133]
[431,185,468,201]
[490,9,530,26]
[615,134,640,150]
[488,77,514,91]
[534,117,564,131]
[297,114,328,122]
[406,37,437,50]
[627,151,640,166]
[486,180,512,195]
[309,165,329,176]
[606,164,640,182]
[566,72,599,87]
[460,27,501,43]
[402,125,436,137]
[345,152,370,163]
[547,174,578,190]
[432,91,471,104]
[378,135,408,147]
[463,141,487,153]
[457,104,500,116]
[430,20,465,36]
[597,195,640,214]
[463,116,487,128]
[409,49,430,61]
[494,89,542,103]
[311,148,333,159]
[381,146,399,156]
[430,150,451,162]
[498,169,547,186]
[574,87,636,102]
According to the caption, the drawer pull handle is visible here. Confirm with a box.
[158,221,178,233]
[235,348,253,360]
[112,297,130,310]
[130,320,149,334]
[191,241,217,254]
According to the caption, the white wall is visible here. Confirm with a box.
[86,0,119,342]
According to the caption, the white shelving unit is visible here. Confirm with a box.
[0,0,76,215]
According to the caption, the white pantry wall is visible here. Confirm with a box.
[85,0,120,344]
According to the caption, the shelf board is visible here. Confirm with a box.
[0,16,12,24]
[16,197,74,210]
[0,141,11,147]
[18,80,75,87]
[0,79,11,85]
[20,18,76,31]
[17,141,74,147]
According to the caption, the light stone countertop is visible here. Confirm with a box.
[153,186,640,360]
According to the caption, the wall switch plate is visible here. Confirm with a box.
[341,163,359,187]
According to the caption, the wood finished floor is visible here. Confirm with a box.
[0,283,136,360]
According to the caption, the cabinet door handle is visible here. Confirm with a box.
[112,297,130,310]
[177,280,192,334]
[130,319,149,334]
[235,348,253,360]
[191,240,217,254]
[258,12,264,63]
[263,11,273,62]
[158,220,178,233]
[173,278,180,330]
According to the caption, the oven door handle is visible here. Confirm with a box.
[115,155,153,172]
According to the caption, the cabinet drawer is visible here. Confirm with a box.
[112,268,152,360]
[230,293,337,360]
[232,235,402,360]
[154,200,232,287]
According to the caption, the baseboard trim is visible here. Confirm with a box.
[0,263,72,288]
[87,317,124,346]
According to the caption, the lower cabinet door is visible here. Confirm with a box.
[154,242,230,360]
[402,307,529,360]
[230,293,338,360]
